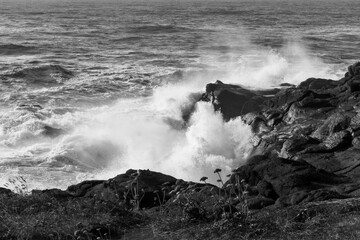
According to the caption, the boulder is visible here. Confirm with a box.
[202,80,267,120]
[0,187,12,195]
[229,155,353,208]
[74,169,178,208]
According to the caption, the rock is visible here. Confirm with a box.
[298,78,339,90]
[323,130,352,150]
[202,80,267,120]
[77,169,178,208]
[67,180,106,197]
[0,187,12,195]
[42,125,65,138]
[301,149,360,179]
[310,113,351,142]
[32,188,73,200]
[247,196,275,209]
[346,62,360,78]
[279,134,315,159]
[230,155,352,207]
[352,137,360,149]
[350,113,360,130]
[279,83,295,87]
[275,189,349,208]
[256,180,278,200]
[31,170,179,209]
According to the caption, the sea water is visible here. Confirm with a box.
[0,0,359,190]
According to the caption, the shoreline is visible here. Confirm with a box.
[2,62,360,239]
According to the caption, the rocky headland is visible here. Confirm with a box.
[2,63,360,240]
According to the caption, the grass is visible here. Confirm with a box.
[148,197,360,240]
[2,192,360,240]
[2,172,360,240]
[0,193,147,240]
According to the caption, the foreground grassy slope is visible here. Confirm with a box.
[2,191,360,240]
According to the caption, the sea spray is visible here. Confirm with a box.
[218,42,344,88]
[91,100,254,185]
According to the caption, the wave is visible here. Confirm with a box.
[129,24,191,34]
[111,36,143,43]
[3,65,74,84]
[0,44,37,55]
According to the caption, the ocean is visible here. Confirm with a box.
[0,0,359,190]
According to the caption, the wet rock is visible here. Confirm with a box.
[42,125,65,138]
[346,62,360,78]
[202,80,267,120]
[298,78,339,90]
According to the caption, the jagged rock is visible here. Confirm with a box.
[350,113,360,130]
[279,134,315,159]
[346,62,360,78]
[310,113,351,142]
[323,130,352,150]
[353,137,360,149]
[203,80,267,120]
[301,149,360,179]
[298,78,339,90]
[230,155,353,208]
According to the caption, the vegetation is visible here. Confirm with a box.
[0,192,146,240]
[2,170,360,240]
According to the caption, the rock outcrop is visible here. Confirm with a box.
[201,80,280,120]
[32,169,186,209]
[205,62,360,208]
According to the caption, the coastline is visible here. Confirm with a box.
[2,62,360,239]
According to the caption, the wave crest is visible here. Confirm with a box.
[3,65,74,84]
[0,44,37,55]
